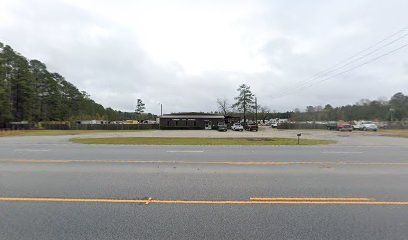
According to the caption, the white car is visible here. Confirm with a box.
[352,123,364,130]
[231,123,244,131]
[362,123,378,131]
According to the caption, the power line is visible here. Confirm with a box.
[276,26,408,96]
[294,26,408,88]
[291,31,408,91]
[274,27,408,98]
[301,42,408,88]
[275,41,408,98]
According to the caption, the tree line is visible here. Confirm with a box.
[217,83,408,122]
[0,43,154,127]
[290,92,408,122]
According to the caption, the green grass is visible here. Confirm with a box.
[0,130,149,137]
[71,137,335,146]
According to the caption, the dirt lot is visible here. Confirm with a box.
[68,127,408,146]
[378,129,408,138]
[2,127,407,147]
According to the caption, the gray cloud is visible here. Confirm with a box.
[1,0,407,114]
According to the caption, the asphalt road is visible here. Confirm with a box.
[1,134,408,239]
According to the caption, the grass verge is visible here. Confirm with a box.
[0,130,149,137]
[70,137,335,146]
[379,129,408,138]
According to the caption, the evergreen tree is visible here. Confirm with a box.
[0,43,157,127]
[0,43,12,125]
[232,84,255,123]
[389,92,408,120]
[135,98,145,115]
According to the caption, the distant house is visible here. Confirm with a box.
[159,112,225,130]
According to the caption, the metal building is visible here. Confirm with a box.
[159,113,225,130]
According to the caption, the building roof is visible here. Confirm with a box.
[166,112,220,116]
[160,113,224,119]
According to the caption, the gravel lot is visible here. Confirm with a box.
[69,127,408,146]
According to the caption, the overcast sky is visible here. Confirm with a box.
[1,0,407,114]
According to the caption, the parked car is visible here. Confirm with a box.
[217,123,227,132]
[352,123,364,130]
[243,123,258,131]
[362,123,378,131]
[231,123,244,131]
[270,122,278,128]
[337,123,353,132]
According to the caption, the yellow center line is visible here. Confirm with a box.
[5,159,408,166]
[250,197,374,202]
[0,197,147,203]
[1,197,408,206]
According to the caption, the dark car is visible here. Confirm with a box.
[243,123,258,131]
[217,123,227,132]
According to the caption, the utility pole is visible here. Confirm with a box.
[390,108,395,122]
[255,97,258,124]
[160,103,163,116]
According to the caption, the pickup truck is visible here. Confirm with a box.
[326,121,338,130]
[243,123,258,131]
[327,122,353,131]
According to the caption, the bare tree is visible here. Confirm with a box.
[216,98,230,115]
[258,105,270,123]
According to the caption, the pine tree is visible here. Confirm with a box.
[0,43,12,125]
[232,84,255,124]
[135,98,145,115]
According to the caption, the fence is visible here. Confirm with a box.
[277,121,408,130]
[42,123,159,130]
[0,123,35,130]
[383,121,408,129]
[277,123,328,130]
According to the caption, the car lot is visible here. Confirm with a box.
[1,129,408,239]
